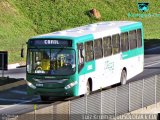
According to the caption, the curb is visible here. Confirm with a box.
[0,80,26,92]
[8,63,20,70]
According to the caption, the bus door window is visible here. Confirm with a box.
[49,49,76,75]
[41,50,50,71]
[57,54,65,68]
[85,41,94,62]
[50,52,56,70]
[77,43,84,72]
[65,54,74,67]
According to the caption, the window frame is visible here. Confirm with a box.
[137,29,142,48]
[94,38,103,59]
[129,30,137,50]
[121,32,129,52]
[85,40,94,62]
[77,43,85,72]
[103,36,112,57]
[112,34,120,54]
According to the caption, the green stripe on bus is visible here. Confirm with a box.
[122,47,144,59]
[120,22,142,33]
[31,34,94,42]
[69,74,79,96]
[79,60,96,75]
[31,35,75,40]
[73,34,94,43]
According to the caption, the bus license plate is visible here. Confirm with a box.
[36,83,43,87]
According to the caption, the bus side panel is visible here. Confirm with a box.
[78,61,97,95]
[78,54,122,96]
[92,58,105,91]
[120,22,144,80]
[122,49,144,80]
[94,27,122,87]
[102,54,122,87]
[78,74,86,95]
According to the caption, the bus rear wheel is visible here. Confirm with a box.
[40,96,50,101]
[120,70,127,85]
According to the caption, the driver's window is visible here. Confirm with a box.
[34,50,50,71]
[77,43,84,72]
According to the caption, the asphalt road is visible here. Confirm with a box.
[0,45,160,114]
[2,67,26,79]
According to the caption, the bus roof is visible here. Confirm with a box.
[32,21,142,40]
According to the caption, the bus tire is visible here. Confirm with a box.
[40,96,49,101]
[120,70,127,85]
[86,81,91,95]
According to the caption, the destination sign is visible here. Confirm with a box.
[29,39,72,47]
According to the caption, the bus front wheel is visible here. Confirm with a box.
[120,70,127,85]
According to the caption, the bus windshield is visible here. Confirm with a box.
[27,48,76,75]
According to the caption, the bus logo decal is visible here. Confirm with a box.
[138,2,149,12]
[36,83,43,87]
[104,61,114,72]
[87,65,93,70]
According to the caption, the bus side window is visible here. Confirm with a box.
[137,29,142,47]
[103,36,112,57]
[129,30,137,50]
[77,43,84,72]
[85,41,94,62]
[94,38,103,59]
[121,32,129,52]
[112,34,120,54]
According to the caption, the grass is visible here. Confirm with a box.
[1,0,160,63]
[0,0,36,63]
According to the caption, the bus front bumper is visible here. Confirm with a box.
[27,84,77,98]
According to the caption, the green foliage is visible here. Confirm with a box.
[1,0,160,63]
[0,0,36,63]
[11,0,160,38]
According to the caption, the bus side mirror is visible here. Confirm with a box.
[21,47,24,58]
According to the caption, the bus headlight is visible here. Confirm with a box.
[65,81,78,90]
[26,81,36,89]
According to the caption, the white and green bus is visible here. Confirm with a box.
[26,21,144,101]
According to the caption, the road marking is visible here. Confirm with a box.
[144,59,160,65]
[144,61,160,67]
[10,90,27,95]
[145,46,160,52]
[0,97,40,111]
[0,98,25,102]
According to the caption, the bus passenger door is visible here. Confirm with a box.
[77,43,86,95]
